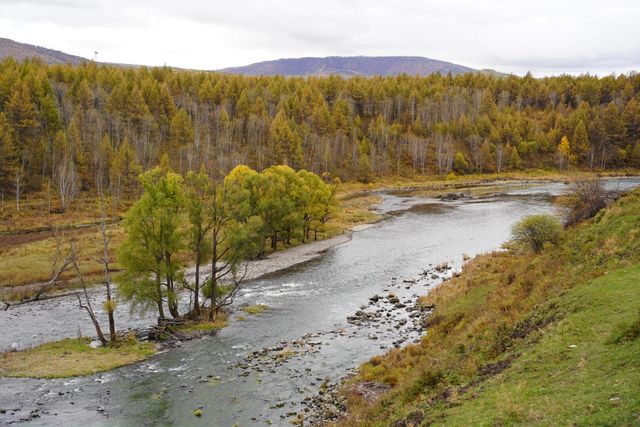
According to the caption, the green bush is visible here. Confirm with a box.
[608,310,640,344]
[512,214,563,253]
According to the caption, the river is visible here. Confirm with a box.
[1,179,638,426]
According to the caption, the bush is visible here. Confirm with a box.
[512,214,563,253]
[608,310,640,344]
[453,152,470,174]
[561,177,608,227]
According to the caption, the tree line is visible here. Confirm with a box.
[1,57,640,212]
[118,161,337,323]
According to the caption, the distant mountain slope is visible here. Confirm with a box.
[218,56,477,77]
[0,37,88,65]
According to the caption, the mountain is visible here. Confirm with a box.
[218,56,477,77]
[0,37,88,65]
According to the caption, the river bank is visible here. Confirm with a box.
[333,185,640,426]
[2,170,637,297]
[1,178,639,426]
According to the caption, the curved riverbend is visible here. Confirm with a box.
[1,179,638,426]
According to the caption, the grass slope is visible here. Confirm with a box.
[338,189,640,426]
[441,266,640,426]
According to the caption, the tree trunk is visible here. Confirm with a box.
[155,273,165,321]
[193,257,200,315]
[15,175,20,212]
[165,254,180,319]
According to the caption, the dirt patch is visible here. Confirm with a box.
[509,302,560,340]
[392,410,424,427]
[0,219,120,247]
[477,355,516,378]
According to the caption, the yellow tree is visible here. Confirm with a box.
[557,136,571,170]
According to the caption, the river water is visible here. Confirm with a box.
[1,179,638,426]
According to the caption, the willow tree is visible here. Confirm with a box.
[202,166,263,320]
[118,165,185,322]
[184,166,214,316]
[297,170,338,241]
[259,165,306,250]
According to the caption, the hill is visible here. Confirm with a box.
[338,188,640,425]
[218,55,477,77]
[0,37,88,65]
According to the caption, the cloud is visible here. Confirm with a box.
[0,0,638,76]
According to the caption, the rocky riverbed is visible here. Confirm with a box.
[2,179,639,426]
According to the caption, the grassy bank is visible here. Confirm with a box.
[0,338,156,379]
[0,188,382,299]
[337,188,640,425]
[337,168,639,196]
[0,316,231,379]
[1,170,636,297]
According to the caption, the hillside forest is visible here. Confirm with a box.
[1,58,640,212]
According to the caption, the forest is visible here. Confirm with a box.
[1,57,640,212]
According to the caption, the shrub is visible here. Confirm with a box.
[561,177,608,227]
[453,152,470,174]
[608,310,640,344]
[512,214,563,253]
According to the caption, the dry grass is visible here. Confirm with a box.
[0,225,125,291]
[338,169,638,197]
[0,337,155,379]
[0,192,131,234]
[0,182,381,293]
[2,170,634,294]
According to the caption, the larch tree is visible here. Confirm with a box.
[572,120,590,167]
[557,136,571,170]
[110,138,141,206]
[169,108,195,171]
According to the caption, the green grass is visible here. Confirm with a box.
[242,304,269,315]
[0,338,156,378]
[439,266,640,426]
[337,188,640,426]
[175,314,229,333]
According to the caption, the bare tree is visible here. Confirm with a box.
[207,264,248,319]
[58,156,79,212]
[561,177,609,227]
[2,236,75,310]
[98,205,117,342]
[70,241,107,346]
[496,144,505,173]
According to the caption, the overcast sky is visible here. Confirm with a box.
[0,0,638,76]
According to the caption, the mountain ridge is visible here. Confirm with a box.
[217,55,477,76]
[0,37,502,77]
[0,37,88,65]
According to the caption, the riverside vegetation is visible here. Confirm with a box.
[335,180,640,426]
[1,162,342,377]
[1,55,640,417]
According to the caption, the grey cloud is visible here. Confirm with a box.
[0,0,638,75]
